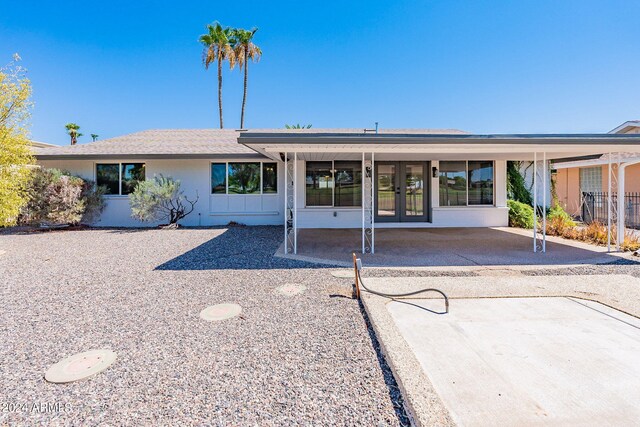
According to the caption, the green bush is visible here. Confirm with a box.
[507,199,535,229]
[19,168,106,226]
[547,204,576,227]
[507,161,532,205]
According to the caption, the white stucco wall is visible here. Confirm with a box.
[38,157,508,228]
[38,158,285,227]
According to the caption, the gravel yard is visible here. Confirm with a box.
[0,226,407,426]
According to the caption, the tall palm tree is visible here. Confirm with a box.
[232,28,261,129]
[200,22,235,128]
[65,123,82,145]
[91,134,99,142]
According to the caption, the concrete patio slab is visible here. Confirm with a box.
[387,297,640,426]
[360,274,640,426]
[280,227,627,268]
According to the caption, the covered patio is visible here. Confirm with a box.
[281,227,623,267]
[239,130,640,259]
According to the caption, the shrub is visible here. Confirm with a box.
[507,161,532,205]
[507,199,535,229]
[19,168,106,226]
[129,174,198,228]
[546,204,576,237]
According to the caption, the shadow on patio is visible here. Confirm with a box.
[288,227,628,268]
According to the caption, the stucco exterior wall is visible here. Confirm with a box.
[38,157,509,228]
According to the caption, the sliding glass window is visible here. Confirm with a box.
[96,163,145,195]
[211,162,278,195]
[439,161,494,206]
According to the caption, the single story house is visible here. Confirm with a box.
[35,128,640,253]
[554,120,640,217]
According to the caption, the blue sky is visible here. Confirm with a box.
[1,0,639,145]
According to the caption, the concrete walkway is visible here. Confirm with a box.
[283,227,625,267]
[360,274,640,426]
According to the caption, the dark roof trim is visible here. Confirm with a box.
[36,153,267,161]
[238,133,640,145]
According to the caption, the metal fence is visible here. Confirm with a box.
[581,192,640,229]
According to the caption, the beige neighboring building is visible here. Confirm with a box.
[554,121,640,217]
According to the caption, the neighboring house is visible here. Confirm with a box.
[554,121,640,217]
[34,128,640,252]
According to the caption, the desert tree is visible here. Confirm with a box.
[0,53,34,226]
[91,133,99,142]
[129,174,199,228]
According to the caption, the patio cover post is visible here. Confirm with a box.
[533,152,537,253]
[362,152,365,254]
[284,151,288,254]
[542,152,547,253]
[372,152,375,254]
[607,152,611,252]
[294,151,298,254]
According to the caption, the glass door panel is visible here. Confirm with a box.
[377,164,397,218]
[404,164,424,217]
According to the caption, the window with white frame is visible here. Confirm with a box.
[439,161,494,206]
[305,161,362,207]
[96,163,146,195]
[211,162,278,195]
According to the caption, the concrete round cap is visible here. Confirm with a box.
[200,303,242,321]
[45,349,117,383]
[276,283,307,296]
[330,270,354,279]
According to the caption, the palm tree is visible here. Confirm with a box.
[285,124,312,129]
[65,123,82,145]
[91,134,99,142]
[232,28,261,129]
[200,22,235,128]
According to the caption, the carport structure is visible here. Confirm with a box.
[239,131,640,255]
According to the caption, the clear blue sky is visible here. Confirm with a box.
[1,0,639,145]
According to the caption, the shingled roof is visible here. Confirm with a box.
[34,128,468,160]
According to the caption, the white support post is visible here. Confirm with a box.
[293,152,298,255]
[284,152,288,255]
[607,152,612,252]
[362,152,365,254]
[542,152,547,253]
[371,152,375,254]
[617,160,625,252]
[533,152,537,253]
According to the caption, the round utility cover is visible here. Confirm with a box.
[276,283,307,296]
[200,303,242,321]
[330,270,354,279]
[45,349,117,383]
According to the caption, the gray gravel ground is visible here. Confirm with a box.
[0,226,409,426]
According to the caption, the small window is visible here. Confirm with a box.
[96,163,145,195]
[228,163,260,194]
[211,163,226,194]
[96,164,120,195]
[439,161,467,206]
[262,163,278,194]
[121,163,145,195]
[306,162,333,206]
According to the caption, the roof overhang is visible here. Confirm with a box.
[238,133,640,162]
[35,153,266,161]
